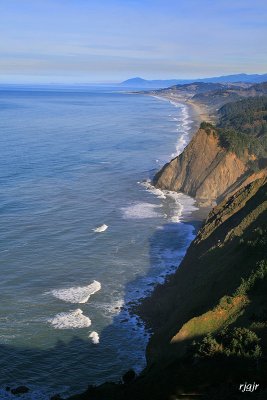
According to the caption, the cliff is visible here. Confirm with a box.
[68,95,267,400]
[68,96,267,400]
[153,96,267,206]
[69,176,267,400]
[153,128,251,205]
[140,176,267,343]
[136,177,267,398]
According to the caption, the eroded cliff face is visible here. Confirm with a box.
[69,177,267,400]
[153,128,249,205]
[140,176,267,361]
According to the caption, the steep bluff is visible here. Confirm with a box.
[153,128,250,205]
[139,176,267,354]
[137,176,267,398]
[140,178,267,330]
[69,177,267,400]
[153,95,267,205]
[68,95,267,400]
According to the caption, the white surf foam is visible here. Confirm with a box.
[170,193,197,222]
[105,298,124,316]
[165,190,198,222]
[151,96,193,158]
[140,180,198,223]
[138,100,197,222]
[141,181,166,199]
[48,309,91,329]
[89,331,100,344]
[121,202,162,219]
[50,280,101,304]
[95,298,124,318]
[93,224,108,233]
[170,104,192,158]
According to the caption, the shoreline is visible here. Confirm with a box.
[67,89,267,400]
[149,94,199,140]
[148,93,212,221]
[1,91,209,400]
[128,94,211,332]
[149,93,214,131]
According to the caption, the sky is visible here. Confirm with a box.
[0,0,266,83]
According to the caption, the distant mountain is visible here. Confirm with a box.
[202,73,267,83]
[121,73,267,88]
[120,77,188,88]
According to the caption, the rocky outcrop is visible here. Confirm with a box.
[153,128,250,205]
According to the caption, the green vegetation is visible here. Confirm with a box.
[172,294,247,343]
[191,260,267,360]
[201,96,267,161]
[217,128,262,158]
[217,96,267,159]
[200,121,214,134]
[235,260,267,296]
[218,96,267,136]
[175,258,267,345]
[192,327,262,359]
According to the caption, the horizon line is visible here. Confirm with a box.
[0,71,267,86]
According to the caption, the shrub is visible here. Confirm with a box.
[234,260,267,296]
[192,334,221,358]
[217,96,267,158]
[200,121,214,134]
[219,327,262,358]
[192,328,262,359]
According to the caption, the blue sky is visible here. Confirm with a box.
[0,0,266,83]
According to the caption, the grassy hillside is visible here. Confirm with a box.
[141,177,267,399]
[69,177,267,400]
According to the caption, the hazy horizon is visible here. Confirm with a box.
[0,72,267,86]
[0,0,267,84]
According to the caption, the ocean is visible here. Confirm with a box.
[0,86,197,399]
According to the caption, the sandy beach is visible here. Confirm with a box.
[133,90,207,154]
[148,92,215,139]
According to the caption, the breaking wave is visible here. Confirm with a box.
[49,280,101,304]
[48,309,91,329]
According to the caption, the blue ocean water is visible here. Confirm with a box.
[0,86,197,398]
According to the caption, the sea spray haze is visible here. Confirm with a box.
[0,86,197,397]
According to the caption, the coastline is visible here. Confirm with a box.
[149,93,213,132]
[129,94,211,332]
[149,94,199,140]
[1,90,210,400]
[148,93,212,221]
[66,90,267,400]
